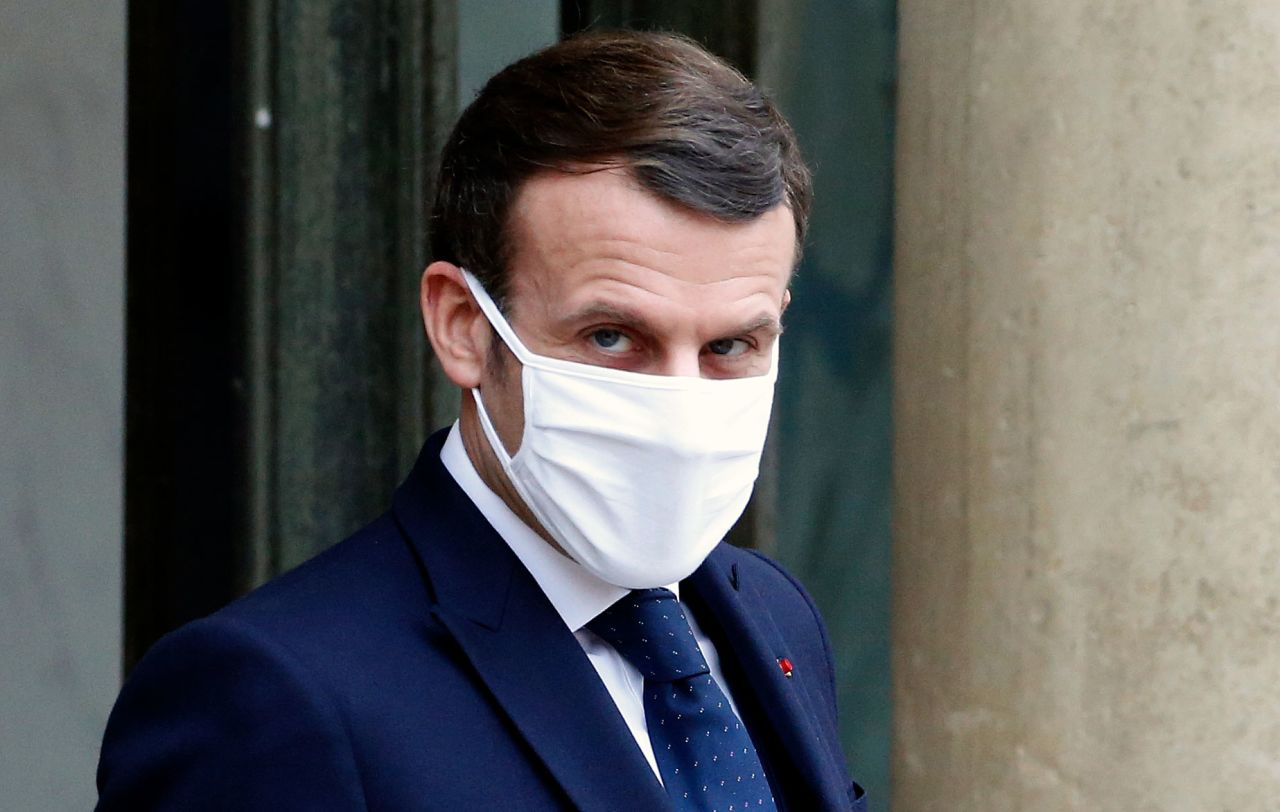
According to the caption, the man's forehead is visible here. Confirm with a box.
[505,170,797,285]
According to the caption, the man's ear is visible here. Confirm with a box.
[781,287,792,314]
[420,261,490,389]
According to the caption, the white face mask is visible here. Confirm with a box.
[461,269,779,589]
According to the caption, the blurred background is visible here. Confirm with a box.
[6,1,1280,810]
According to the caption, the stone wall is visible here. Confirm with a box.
[894,2,1280,809]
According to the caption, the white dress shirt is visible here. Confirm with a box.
[439,422,743,782]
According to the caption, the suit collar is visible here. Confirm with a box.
[392,431,670,811]
[685,547,852,810]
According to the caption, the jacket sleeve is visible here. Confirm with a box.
[96,615,367,811]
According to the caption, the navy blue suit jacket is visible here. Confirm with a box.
[97,431,865,810]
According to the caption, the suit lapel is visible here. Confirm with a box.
[393,434,670,812]
[429,585,669,812]
[686,548,851,810]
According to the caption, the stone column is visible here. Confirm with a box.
[2,1,124,806]
[893,3,1280,810]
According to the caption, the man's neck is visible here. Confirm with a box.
[457,396,569,557]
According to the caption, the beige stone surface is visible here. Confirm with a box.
[893,2,1280,810]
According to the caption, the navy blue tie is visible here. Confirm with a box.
[588,588,777,812]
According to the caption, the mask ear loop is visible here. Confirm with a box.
[459,268,532,468]
[460,270,563,553]
[460,268,514,458]
[459,267,518,460]
[460,268,534,365]
[469,387,512,461]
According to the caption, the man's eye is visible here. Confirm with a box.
[590,329,633,353]
[707,338,750,357]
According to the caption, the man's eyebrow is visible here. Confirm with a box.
[560,303,654,332]
[562,304,784,339]
[563,305,783,337]
[732,314,784,338]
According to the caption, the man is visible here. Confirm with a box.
[97,31,866,811]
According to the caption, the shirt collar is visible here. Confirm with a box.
[439,422,679,633]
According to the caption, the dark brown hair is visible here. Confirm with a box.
[429,30,812,309]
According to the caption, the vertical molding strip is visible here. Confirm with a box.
[244,0,279,589]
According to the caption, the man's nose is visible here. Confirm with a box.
[656,350,703,378]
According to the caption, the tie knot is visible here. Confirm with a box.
[587,588,709,683]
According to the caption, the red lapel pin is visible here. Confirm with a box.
[777,657,794,678]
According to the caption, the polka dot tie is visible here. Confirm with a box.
[588,588,777,812]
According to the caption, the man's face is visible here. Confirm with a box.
[479,167,796,456]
